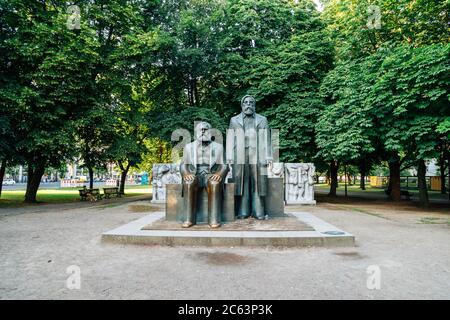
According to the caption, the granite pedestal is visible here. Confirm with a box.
[101,174,356,247]
[102,211,355,247]
[166,177,285,223]
[165,183,235,223]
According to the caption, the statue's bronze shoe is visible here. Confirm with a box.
[209,223,221,229]
[182,221,194,228]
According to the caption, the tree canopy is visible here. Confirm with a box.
[0,0,448,205]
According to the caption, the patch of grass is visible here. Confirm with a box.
[0,186,151,208]
[1,189,81,204]
[96,202,124,210]
[195,252,249,266]
[124,187,151,195]
[331,204,389,220]
[128,205,160,213]
[0,199,28,208]
[315,184,386,193]
[418,217,447,224]
[333,251,365,259]
[317,183,449,196]
[350,207,388,219]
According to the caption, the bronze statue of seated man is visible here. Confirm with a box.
[180,122,228,228]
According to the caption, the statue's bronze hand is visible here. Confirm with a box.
[183,174,195,183]
[209,174,222,182]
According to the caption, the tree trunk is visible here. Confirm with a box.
[119,169,128,195]
[187,75,195,106]
[193,78,199,106]
[24,162,46,203]
[440,151,447,194]
[118,162,131,195]
[0,159,6,198]
[417,159,429,208]
[359,158,366,190]
[188,84,193,106]
[344,163,348,197]
[88,166,94,189]
[388,155,401,202]
[448,151,450,204]
[360,175,366,190]
[329,160,339,197]
[158,143,163,163]
[26,164,33,192]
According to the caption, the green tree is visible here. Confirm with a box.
[136,0,332,164]
[368,44,450,206]
[75,107,116,189]
[1,0,151,202]
[316,53,380,195]
[73,0,151,191]
[137,138,172,174]
[322,0,449,59]
[320,0,449,202]
[318,43,449,202]
[216,0,333,162]
[1,1,103,202]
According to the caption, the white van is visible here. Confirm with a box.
[2,179,15,185]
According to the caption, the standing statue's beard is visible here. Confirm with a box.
[243,107,254,116]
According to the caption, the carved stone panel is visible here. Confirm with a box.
[285,163,316,205]
[151,164,181,203]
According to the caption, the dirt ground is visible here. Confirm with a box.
[0,197,449,300]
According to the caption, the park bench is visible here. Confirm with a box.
[103,187,121,199]
[400,190,411,200]
[79,188,89,201]
[384,189,411,200]
[79,188,102,201]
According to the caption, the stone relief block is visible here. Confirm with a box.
[285,163,316,205]
[151,163,181,203]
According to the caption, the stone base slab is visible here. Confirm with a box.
[286,200,317,205]
[102,212,354,247]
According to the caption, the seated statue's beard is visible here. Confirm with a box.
[200,135,210,142]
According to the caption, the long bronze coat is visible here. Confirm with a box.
[226,112,272,196]
[180,140,228,178]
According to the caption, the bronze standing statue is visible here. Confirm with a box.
[180,122,228,228]
[227,95,272,219]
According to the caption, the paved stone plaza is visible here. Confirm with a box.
[0,198,449,299]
